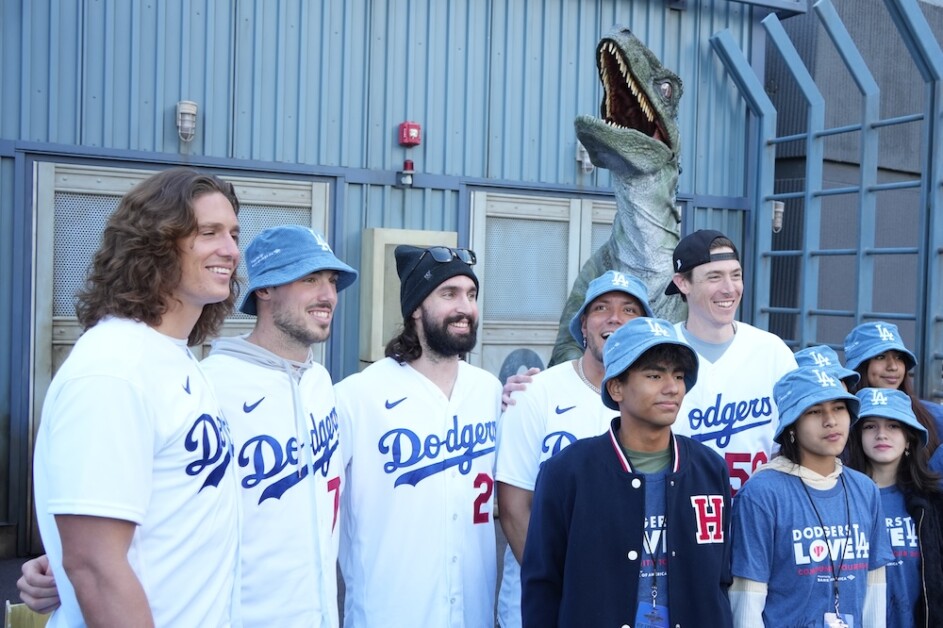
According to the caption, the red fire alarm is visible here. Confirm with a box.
[398,121,422,147]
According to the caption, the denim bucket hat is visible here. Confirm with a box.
[569,270,654,345]
[773,366,861,443]
[794,345,860,388]
[843,321,917,372]
[240,225,358,315]
[600,317,698,410]
[856,387,928,447]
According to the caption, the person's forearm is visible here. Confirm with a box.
[57,514,154,628]
[729,576,766,628]
[862,567,886,628]
[501,511,529,564]
[65,558,154,628]
[497,483,533,563]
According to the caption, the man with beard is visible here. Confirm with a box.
[201,224,356,627]
[19,224,358,628]
[494,270,653,628]
[334,245,502,628]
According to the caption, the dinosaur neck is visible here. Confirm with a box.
[608,165,680,280]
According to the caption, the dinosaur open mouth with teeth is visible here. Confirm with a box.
[597,40,671,148]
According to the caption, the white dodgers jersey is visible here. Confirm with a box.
[202,351,341,628]
[672,321,797,495]
[335,358,501,628]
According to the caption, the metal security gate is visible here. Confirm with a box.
[712,0,943,401]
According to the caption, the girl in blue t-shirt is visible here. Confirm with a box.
[847,387,943,627]
[730,366,895,628]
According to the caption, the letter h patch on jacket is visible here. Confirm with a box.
[690,495,725,543]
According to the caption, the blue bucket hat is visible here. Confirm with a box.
[794,345,860,387]
[856,387,928,447]
[773,366,860,444]
[843,321,917,372]
[569,271,654,345]
[601,317,698,410]
[239,225,358,315]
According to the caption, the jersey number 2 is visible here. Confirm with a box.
[473,473,494,524]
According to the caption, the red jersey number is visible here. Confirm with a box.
[725,451,768,497]
[473,473,494,524]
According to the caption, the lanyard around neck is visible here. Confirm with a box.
[797,471,850,617]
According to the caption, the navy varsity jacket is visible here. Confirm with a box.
[521,418,733,628]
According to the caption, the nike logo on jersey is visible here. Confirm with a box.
[182,376,191,394]
[243,397,265,413]
[385,397,407,409]
[555,405,576,414]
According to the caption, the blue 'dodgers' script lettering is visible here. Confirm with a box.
[237,407,340,503]
[686,393,773,448]
[185,413,234,491]
[541,431,577,457]
[379,415,497,487]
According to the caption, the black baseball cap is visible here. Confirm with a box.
[664,229,740,295]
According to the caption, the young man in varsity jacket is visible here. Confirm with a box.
[521,317,733,628]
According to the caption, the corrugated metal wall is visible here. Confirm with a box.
[0,0,763,541]
[1,0,757,195]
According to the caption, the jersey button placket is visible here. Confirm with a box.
[444,411,463,628]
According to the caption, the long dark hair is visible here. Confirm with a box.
[385,316,422,364]
[847,420,942,495]
[853,359,941,456]
[75,168,240,346]
[777,432,802,466]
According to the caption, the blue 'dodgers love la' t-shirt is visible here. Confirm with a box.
[880,485,921,628]
[731,467,894,626]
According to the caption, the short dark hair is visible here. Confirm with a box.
[75,168,240,346]
[675,236,737,303]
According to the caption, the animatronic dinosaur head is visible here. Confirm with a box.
[576,27,682,176]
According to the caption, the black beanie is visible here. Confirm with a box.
[395,245,479,317]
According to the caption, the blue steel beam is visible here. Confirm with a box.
[762,11,825,348]
[814,0,882,335]
[710,30,778,333]
[883,0,943,400]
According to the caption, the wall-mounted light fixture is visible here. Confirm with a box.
[176,100,198,142]
[772,200,785,233]
[576,141,594,174]
[396,159,415,188]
